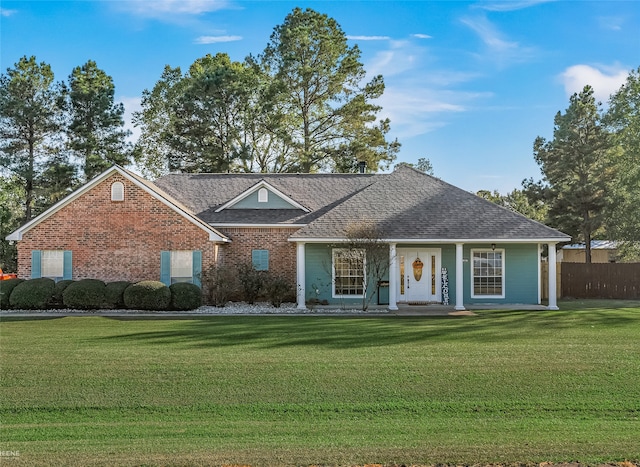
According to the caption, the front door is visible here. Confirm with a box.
[398,249,441,303]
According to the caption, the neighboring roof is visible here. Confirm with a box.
[563,240,618,250]
[289,165,570,242]
[7,166,230,243]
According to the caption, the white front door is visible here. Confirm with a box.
[398,249,441,303]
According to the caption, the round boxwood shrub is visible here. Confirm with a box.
[124,281,171,311]
[63,279,106,310]
[50,280,74,308]
[104,281,132,309]
[1,278,24,309]
[9,278,55,310]
[169,282,202,311]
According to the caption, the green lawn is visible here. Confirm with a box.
[1,300,639,466]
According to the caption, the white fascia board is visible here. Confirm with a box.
[287,237,570,244]
[211,223,307,228]
[214,180,310,213]
[6,165,230,244]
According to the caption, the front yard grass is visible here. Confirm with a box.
[1,300,639,466]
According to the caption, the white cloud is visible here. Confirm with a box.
[598,16,624,31]
[412,34,432,39]
[461,15,536,66]
[194,35,242,44]
[347,35,391,41]
[117,0,232,17]
[0,7,17,16]
[119,96,142,144]
[476,0,554,12]
[377,86,491,138]
[560,64,629,102]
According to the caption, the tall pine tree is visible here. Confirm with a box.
[533,86,612,263]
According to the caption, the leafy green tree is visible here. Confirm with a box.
[532,85,612,263]
[133,65,182,178]
[62,60,130,181]
[0,56,63,222]
[604,66,640,260]
[0,176,23,272]
[261,7,399,173]
[395,157,434,175]
[168,53,257,173]
[478,185,548,224]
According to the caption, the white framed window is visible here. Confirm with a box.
[111,182,124,201]
[42,250,64,280]
[170,250,193,284]
[258,187,268,203]
[471,249,505,298]
[332,248,365,297]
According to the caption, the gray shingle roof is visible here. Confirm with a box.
[154,166,569,241]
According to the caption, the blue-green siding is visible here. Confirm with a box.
[230,189,298,209]
[462,243,539,304]
[304,242,539,306]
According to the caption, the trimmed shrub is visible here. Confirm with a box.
[104,281,132,309]
[124,281,171,311]
[170,282,202,311]
[0,278,24,309]
[201,264,237,307]
[9,278,55,310]
[63,279,106,310]
[50,280,74,308]
[265,275,293,308]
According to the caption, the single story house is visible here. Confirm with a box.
[7,164,570,310]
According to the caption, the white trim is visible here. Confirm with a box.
[470,248,506,299]
[537,243,542,305]
[212,223,307,228]
[215,180,310,213]
[296,242,306,309]
[455,243,465,310]
[332,248,366,299]
[388,243,398,311]
[288,237,570,244]
[7,166,230,243]
[548,242,559,310]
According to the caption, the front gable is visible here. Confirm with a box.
[215,180,310,212]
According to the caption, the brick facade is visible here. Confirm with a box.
[217,227,299,286]
[17,173,218,283]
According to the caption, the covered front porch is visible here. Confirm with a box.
[294,241,561,311]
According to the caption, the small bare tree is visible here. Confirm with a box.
[341,221,390,311]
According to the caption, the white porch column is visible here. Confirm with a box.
[455,243,465,310]
[296,242,306,309]
[388,243,398,311]
[547,242,559,310]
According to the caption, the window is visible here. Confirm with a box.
[333,249,365,297]
[258,187,268,203]
[31,250,72,281]
[471,249,505,298]
[111,182,124,201]
[160,250,202,287]
[252,249,269,271]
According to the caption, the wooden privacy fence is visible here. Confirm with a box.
[561,263,640,299]
[540,262,561,300]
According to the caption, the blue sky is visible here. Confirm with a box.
[1,0,638,193]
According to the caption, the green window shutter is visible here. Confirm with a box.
[63,251,73,280]
[192,250,202,288]
[160,251,171,286]
[31,250,42,279]
[252,249,269,271]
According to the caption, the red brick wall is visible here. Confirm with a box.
[17,173,217,283]
[217,227,299,285]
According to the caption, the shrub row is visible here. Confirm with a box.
[0,278,201,311]
[201,262,294,307]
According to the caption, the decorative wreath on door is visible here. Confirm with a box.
[412,257,424,281]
